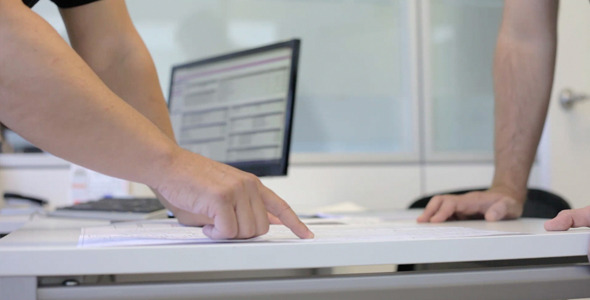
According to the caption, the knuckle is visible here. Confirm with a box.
[226,176,243,189]
[243,173,260,184]
[211,185,234,201]
[443,199,457,208]
[438,194,456,204]
[241,173,261,191]
[241,226,256,239]
[428,196,442,206]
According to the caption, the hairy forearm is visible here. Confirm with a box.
[0,0,176,187]
[80,44,174,138]
[86,46,176,200]
[491,3,557,201]
[59,2,175,140]
[58,1,179,207]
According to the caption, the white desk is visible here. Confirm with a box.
[1,213,590,300]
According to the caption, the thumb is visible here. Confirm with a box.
[545,210,577,231]
[545,211,574,231]
[484,201,508,221]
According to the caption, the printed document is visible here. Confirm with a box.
[78,219,522,248]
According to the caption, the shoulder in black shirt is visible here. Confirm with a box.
[24,0,101,9]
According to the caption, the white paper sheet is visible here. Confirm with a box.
[78,219,522,248]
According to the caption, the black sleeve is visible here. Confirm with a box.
[50,0,101,8]
[22,0,39,8]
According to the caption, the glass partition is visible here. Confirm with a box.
[424,0,503,161]
[125,0,417,156]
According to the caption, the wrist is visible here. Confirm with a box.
[145,143,185,189]
[488,183,527,204]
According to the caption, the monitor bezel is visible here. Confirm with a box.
[167,39,300,177]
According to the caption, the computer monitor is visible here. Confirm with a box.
[167,39,300,176]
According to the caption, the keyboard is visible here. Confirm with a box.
[59,197,164,213]
[51,197,168,221]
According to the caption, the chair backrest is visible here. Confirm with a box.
[522,188,571,218]
[409,187,571,219]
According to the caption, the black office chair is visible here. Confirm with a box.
[397,187,571,272]
[408,187,570,219]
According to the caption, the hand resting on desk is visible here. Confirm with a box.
[545,206,590,231]
[417,188,524,223]
[545,206,590,261]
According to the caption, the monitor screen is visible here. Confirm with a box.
[168,39,300,176]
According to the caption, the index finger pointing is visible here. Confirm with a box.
[260,186,314,239]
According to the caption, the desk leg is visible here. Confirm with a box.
[0,276,36,300]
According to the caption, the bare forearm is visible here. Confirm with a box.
[0,0,175,187]
[81,45,174,138]
[491,0,558,201]
[59,1,175,140]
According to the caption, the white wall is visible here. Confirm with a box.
[262,165,422,212]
